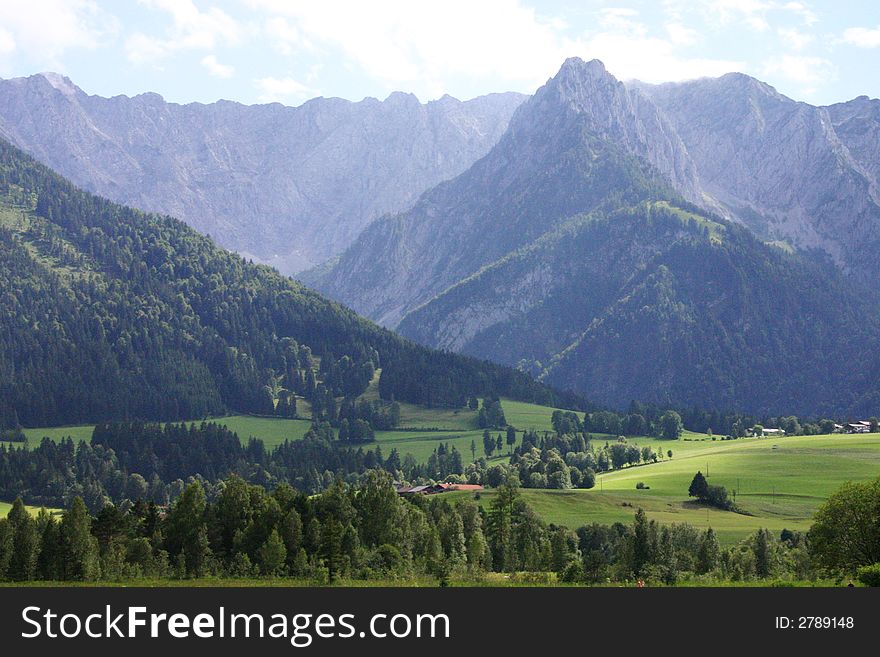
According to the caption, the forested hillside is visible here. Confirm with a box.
[400,202,880,415]
[0,138,576,428]
[313,58,880,415]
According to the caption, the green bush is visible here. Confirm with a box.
[857,563,880,587]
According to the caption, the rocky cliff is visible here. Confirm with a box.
[0,73,524,273]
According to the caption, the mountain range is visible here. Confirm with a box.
[2,59,880,416]
[306,58,880,415]
[636,74,880,285]
[0,72,523,274]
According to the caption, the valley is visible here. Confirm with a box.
[7,391,880,549]
[2,44,880,589]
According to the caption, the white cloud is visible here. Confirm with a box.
[665,22,700,46]
[777,26,814,50]
[126,0,241,64]
[201,54,234,78]
[264,16,312,56]
[761,54,836,94]
[247,0,572,95]
[598,8,641,32]
[581,32,744,83]
[0,29,15,55]
[254,76,317,103]
[702,0,773,32]
[841,26,880,49]
[247,0,750,98]
[782,2,818,26]
[0,0,117,69]
[578,5,742,83]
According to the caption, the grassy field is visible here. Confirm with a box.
[0,501,62,518]
[450,432,880,544]
[501,399,571,432]
[5,415,315,451]
[374,429,513,464]
[23,424,94,444]
[213,416,313,449]
[370,397,574,462]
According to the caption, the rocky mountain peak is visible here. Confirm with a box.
[38,72,81,98]
[540,57,624,113]
[716,71,784,98]
[510,57,703,203]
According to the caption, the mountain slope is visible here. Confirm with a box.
[399,201,879,415]
[637,74,880,285]
[0,138,577,428]
[0,73,524,273]
[307,58,700,326]
[311,59,880,415]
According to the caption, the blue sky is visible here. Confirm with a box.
[0,1,878,106]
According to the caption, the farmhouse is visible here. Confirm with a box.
[395,482,484,495]
[846,422,871,434]
[762,428,785,436]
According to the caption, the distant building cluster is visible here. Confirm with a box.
[840,421,873,434]
[746,420,875,437]
[395,483,484,495]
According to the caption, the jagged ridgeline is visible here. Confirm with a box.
[0,138,578,427]
[312,58,880,416]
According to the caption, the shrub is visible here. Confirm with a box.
[857,564,880,587]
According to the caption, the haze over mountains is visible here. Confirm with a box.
[2,59,880,416]
[308,58,880,415]
[637,74,880,284]
[0,72,524,274]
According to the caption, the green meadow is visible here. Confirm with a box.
[450,432,880,544]
[212,416,313,449]
[5,395,558,462]
[0,501,61,518]
[5,415,315,451]
[9,394,880,545]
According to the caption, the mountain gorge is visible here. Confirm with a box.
[0,72,524,274]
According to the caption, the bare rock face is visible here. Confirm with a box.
[637,75,880,282]
[309,58,704,326]
[541,58,702,203]
[306,58,880,414]
[0,73,524,273]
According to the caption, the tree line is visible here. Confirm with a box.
[3,472,877,584]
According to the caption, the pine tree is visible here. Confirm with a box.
[631,507,651,577]
[688,471,710,500]
[259,529,287,576]
[697,527,720,574]
[7,498,37,580]
[36,512,61,580]
[59,497,100,581]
